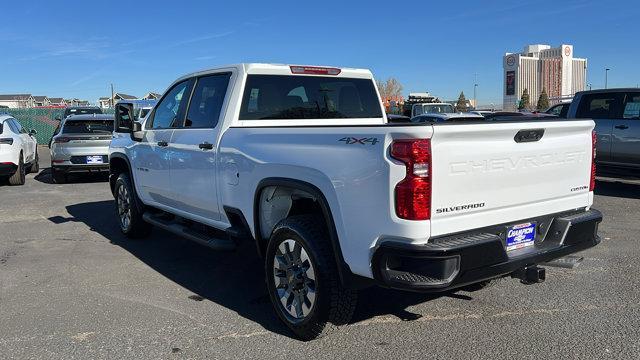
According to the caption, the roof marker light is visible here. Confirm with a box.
[290,66,341,75]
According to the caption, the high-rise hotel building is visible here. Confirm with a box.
[503,44,587,110]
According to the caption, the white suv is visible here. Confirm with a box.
[0,115,39,185]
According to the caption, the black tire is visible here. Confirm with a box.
[51,167,66,184]
[8,153,26,186]
[265,215,357,340]
[114,172,151,238]
[29,150,39,174]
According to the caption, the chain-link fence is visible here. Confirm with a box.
[2,108,114,144]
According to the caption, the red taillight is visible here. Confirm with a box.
[290,66,341,75]
[54,137,70,143]
[391,139,431,220]
[590,130,596,191]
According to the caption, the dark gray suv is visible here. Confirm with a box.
[568,89,640,172]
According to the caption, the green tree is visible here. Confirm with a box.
[455,91,467,112]
[519,88,530,110]
[536,88,550,111]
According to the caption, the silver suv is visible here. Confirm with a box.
[50,114,114,183]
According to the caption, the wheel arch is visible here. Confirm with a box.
[109,153,133,196]
[253,177,354,287]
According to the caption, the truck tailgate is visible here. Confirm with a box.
[429,120,594,236]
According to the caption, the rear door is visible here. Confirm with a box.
[429,120,594,236]
[575,92,624,163]
[611,92,640,167]
[169,72,232,221]
[133,79,193,206]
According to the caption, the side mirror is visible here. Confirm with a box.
[29,129,37,136]
[114,103,135,133]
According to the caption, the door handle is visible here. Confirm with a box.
[615,125,629,130]
[157,141,168,147]
[199,142,214,150]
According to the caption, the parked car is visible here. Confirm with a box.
[411,102,456,117]
[385,114,411,123]
[545,103,571,118]
[51,106,104,146]
[469,110,494,117]
[50,114,114,183]
[0,115,39,185]
[110,63,602,340]
[411,113,484,123]
[567,88,640,172]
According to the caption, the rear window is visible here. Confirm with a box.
[64,108,103,118]
[62,120,114,134]
[239,75,382,120]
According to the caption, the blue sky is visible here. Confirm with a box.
[0,0,637,106]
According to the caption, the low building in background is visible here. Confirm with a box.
[0,94,35,108]
[142,92,161,100]
[503,44,587,111]
[98,93,138,109]
[48,98,67,107]
[33,96,51,107]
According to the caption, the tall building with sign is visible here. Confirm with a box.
[503,44,587,111]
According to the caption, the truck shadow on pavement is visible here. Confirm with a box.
[62,200,463,339]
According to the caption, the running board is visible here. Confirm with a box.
[142,212,236,251]
[544,255,584,269]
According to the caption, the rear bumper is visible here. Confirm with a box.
[0,163,17,176]
[371,209,602,292]
[52,164,110,173]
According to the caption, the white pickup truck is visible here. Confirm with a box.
[109,63,602,340]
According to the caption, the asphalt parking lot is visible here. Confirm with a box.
[1,147,639,359]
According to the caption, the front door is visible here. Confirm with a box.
[576,92,625,164]
[169,72,232,222]
[133,79,193,206]
[611,92,640,167]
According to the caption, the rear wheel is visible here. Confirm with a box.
[114,172,151,238]
[265,215,357,340]
[8,154,25,186]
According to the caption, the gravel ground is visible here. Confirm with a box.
[1,147,639,359]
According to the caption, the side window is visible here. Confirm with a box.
[12,119,26,133]
[576,93,623,119]
[149,80,191,129]
[184,73,231,128]
[623,93,640,120]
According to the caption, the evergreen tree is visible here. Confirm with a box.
[455,91,467,112]
[536,88,550,111]
[519,88,530,110]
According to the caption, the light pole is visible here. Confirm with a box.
[473,73,478,110]
[605,68,610,89]
[588,83,592,91]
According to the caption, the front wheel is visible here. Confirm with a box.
[114,172,151,238]
[265,215,357,340]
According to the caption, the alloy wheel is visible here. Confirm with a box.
[117,184,132,230]
[272,239,317,320]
